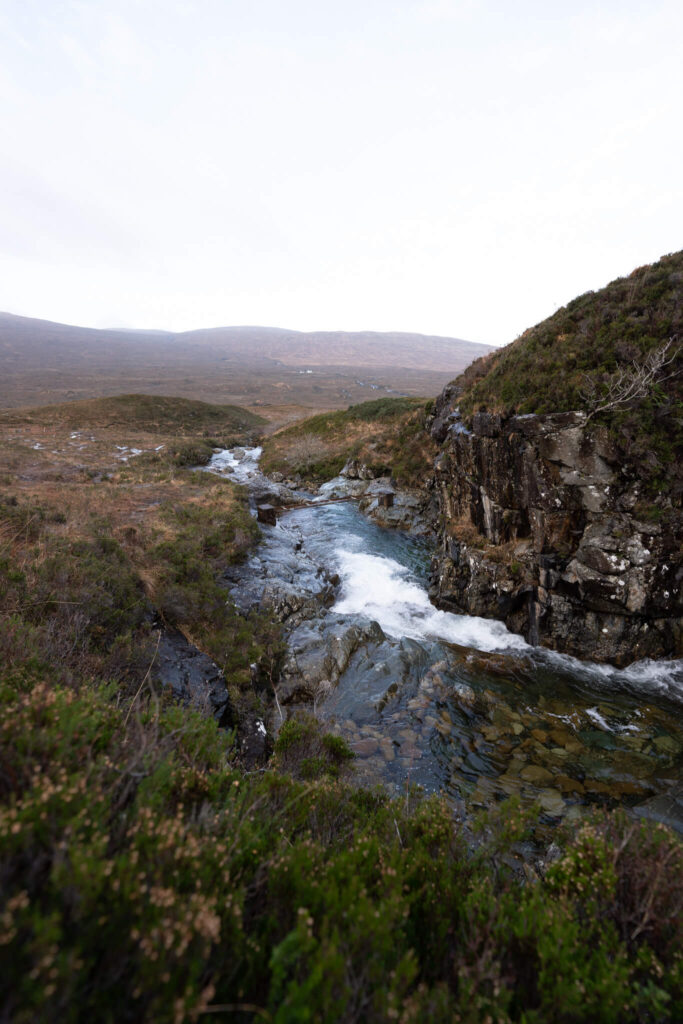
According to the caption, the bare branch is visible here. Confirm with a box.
[581,337,680,423]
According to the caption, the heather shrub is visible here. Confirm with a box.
[1,673,680,1023]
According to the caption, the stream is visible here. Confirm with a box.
[211,447,683,830]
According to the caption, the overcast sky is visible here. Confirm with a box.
[0,1,681,345]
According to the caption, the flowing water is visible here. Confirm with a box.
[210,448,683,827]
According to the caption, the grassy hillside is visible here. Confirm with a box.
[451,251,683,495]
[261,396,438,487]
[456,251,682,417]
[0,393,265,435]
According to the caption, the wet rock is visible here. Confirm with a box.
[352,737,379,757]
[379,738,395,761]
[519,765,554,785]
[277,615,386,703]
[450,681,477,705]
[340,459,383,480]
[538,789,566,816]
[555,775,586,795]
[632,783,683,835]
[155,628,233,727]
[240,716,270,767]
[653,734,679,756]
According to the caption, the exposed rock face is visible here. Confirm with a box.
[428,398,682,665]
[156,627,233,727]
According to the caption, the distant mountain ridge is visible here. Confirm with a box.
[0,312,491,373]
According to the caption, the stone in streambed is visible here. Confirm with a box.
[555,775,586,795]
[653,735,679,756]
[538,789,566,816]
[379,738,395,761]
[519,764,554,785]
[351,737,379,757]
[497,774,522,795]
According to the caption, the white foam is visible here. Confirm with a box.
[206,447,263,483]
[586,707,610,730]
[542,647,683,702]
[333,549,529,652]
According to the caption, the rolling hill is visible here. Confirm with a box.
[0,312,492,412]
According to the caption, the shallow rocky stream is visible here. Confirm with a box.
[211,448,683,833]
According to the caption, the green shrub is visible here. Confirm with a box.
[274,714,355,779]
[0,670,681,1023]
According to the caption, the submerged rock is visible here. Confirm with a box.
[633,782,683,835]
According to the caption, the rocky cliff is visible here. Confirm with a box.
[426,251,683,666]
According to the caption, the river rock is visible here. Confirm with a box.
[538,789,566,816]
[519,764,554,785]
[632,782,683,835]
[340,459,383,480]
[277,615,386,703]
[351,737,379,757]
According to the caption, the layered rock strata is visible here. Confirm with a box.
[428,392,682,665]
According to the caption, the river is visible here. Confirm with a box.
[210,447,683,828]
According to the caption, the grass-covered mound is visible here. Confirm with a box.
[452,251,682,494]
[1,679,681,1023]
[0,393,265,436]
[261,397,438,487]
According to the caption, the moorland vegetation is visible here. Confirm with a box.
[261,397,438,488]
[0,394,681,1020]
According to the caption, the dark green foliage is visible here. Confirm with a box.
[274,714,355,779]
[170,439,216,466]
[0,675,680,1023]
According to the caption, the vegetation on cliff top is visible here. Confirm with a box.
[452,252,683,493]
[261,396,438,487]
[456,251,682,417]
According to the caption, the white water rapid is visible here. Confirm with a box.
[334,548,529,653]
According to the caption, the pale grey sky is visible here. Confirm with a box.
[0,0,681,345]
